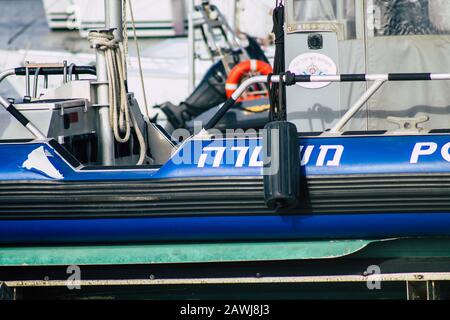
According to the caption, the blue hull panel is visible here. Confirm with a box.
[5,134,450,181]
[2,213,450,244]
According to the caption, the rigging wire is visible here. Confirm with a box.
[124,0,150,121]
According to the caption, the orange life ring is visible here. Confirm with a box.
[225,60,273,101]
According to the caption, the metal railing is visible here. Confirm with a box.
[204,72,450,132]
[0,65,96,140]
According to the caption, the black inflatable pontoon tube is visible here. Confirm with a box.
[14,66,96,76]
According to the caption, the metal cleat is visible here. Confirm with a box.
[387,116,429,133]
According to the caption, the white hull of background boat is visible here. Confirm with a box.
[0,40,211,119]
[43,0,237,37]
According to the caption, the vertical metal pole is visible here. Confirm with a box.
[92,0,123,165]
[63,60,68,84]
[105,0,124,77]
[33,68,40,99]
[105,0,123,42]
[25,61,30,98]
[188,0,195,92]
[95,38,115,166]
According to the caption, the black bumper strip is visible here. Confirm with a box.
[3,173,450,220]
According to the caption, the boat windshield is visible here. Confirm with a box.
[365,1,450,132]
[288,0,450,37]
[288,0,356,38]
[292,0,354,22]
[374,0,450,36]
[285,0,450,133]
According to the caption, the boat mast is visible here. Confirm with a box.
[105,0,124,42]
[92,0,125,166]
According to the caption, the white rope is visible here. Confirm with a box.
[88,30,146,165]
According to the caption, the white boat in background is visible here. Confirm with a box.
[42,0,75,30]
[0,39,211,118]
[74,0,186,38]
[43,0,238,38]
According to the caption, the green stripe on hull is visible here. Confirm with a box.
[0,240,372,266]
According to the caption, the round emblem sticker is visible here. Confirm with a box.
[288,53,337,89]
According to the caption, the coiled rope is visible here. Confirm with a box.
[88,30,147,165]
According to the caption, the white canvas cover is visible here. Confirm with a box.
[288,0,450,131]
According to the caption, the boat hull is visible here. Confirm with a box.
[3,133,450,243]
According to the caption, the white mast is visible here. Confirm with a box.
[91,0,125,165]
[105,0,124,41]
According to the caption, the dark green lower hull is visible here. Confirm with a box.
[3,238,450,300]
